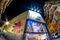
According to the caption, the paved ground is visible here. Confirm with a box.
[6,33,22,40]
[53,38,60,40]
[0,32,22,40]
[0,31,60,40]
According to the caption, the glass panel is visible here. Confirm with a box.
[26,20,47,33]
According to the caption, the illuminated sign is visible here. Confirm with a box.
[26,20,47,33]
[25,33,50,40]
[15,21,23,33]
[28,10,45,23]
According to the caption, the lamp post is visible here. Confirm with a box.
[0,14,2,22]
[5,21,9,25]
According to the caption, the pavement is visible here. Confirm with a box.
[0,31,60,40]
[0,31,22,40]
[53,38,60,40]
[5,33,22,40]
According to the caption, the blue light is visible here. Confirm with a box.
[34,9,36,11]
[37,10,40,12]
[39,9,42,13]
[31,8,34,10]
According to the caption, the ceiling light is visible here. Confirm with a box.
[5,21,9,25]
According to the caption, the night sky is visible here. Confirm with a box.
[1,0,48,21]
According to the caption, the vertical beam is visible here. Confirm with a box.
[0,14,1,22]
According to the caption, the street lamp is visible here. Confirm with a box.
[5,21,9,25]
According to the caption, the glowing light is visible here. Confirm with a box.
[31,8,34,10]
[3,30,6,32]
[34,9,36,11]
[5,21,9,25]
[29,10,45,23]
[41,34,46,40]
[37,10,40,12]
[29,10,41,19]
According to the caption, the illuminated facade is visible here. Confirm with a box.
[44,1,60,39]
[1,10,50,40]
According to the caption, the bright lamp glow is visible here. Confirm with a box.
[31,8,34,10]
[41,34,46,40]
[34,9,36,11]
[5,21,9,25]
[29,10,41,19]
[37,10,40,12]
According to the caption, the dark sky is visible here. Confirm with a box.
[1,0,48,21]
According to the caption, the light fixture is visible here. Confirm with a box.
[29,10,41,19]
[31,8,34,10]
[37,10,40,12]
[34,9,36,11]
[5,21,9,25]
